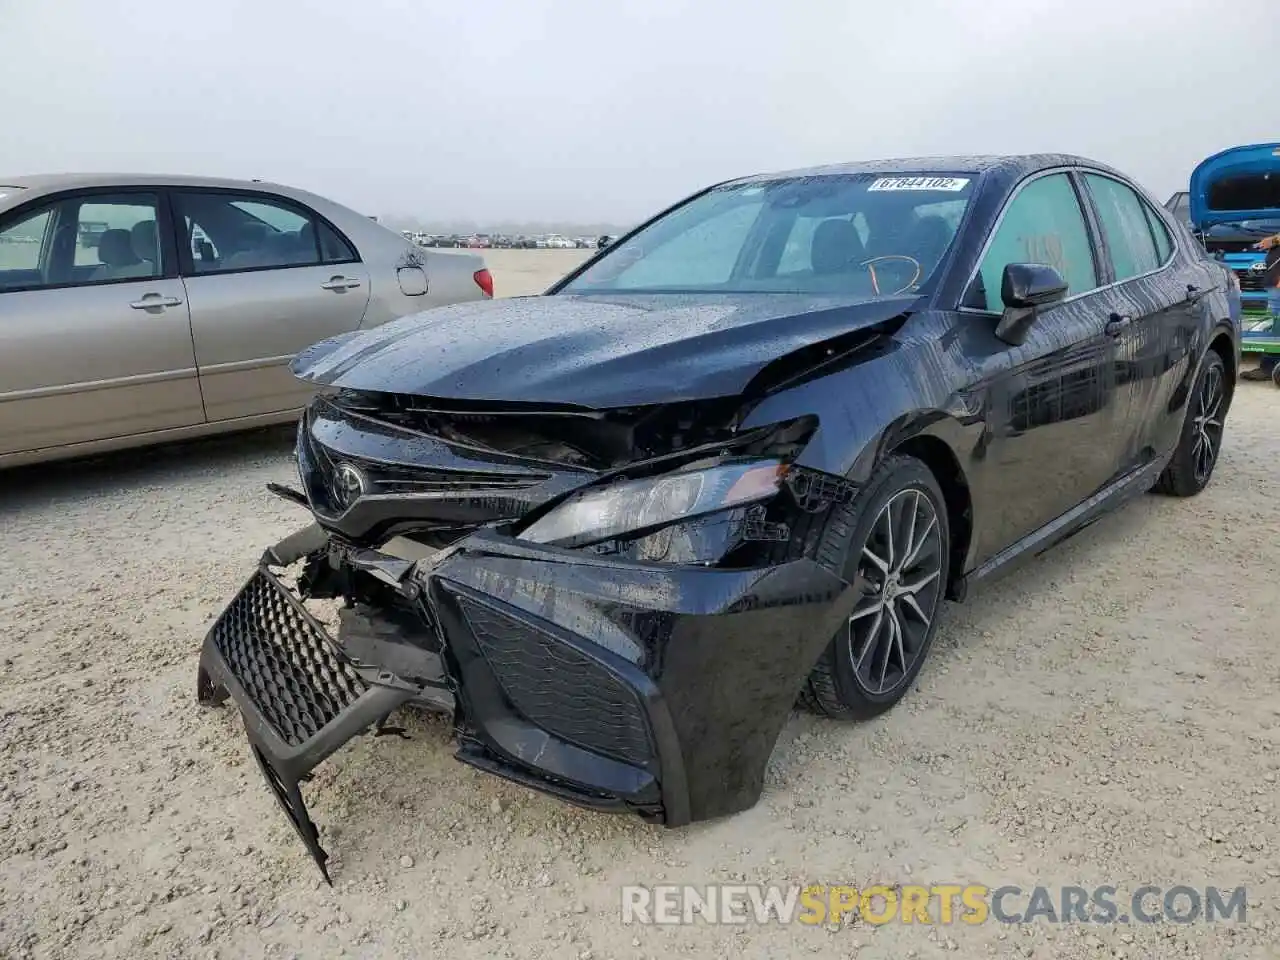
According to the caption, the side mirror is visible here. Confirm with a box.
[597,235,612,249]
[994,263,1068,346]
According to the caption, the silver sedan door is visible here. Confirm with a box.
[0,190,202,457]
[174,189,371,421]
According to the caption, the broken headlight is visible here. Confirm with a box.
[518,460,786,549]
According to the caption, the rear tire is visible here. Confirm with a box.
[799,455,950,721]
[1153,351,1227,497]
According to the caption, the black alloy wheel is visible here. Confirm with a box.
[847,488,945,697]
[1190,360,1225,487]
[801,455,951,721]
[1153,350,1228,497]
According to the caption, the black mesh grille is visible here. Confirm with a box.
[211,571,367,746]
[456,596,654,768]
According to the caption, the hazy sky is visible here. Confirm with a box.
[2,0,1276,224]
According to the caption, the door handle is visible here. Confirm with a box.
[321,276,362,291]
[129,295,183,310]
[1104,314,1132,336]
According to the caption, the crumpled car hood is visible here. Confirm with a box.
[292,292,917,407]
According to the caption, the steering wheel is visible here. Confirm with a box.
[859,255,923,296]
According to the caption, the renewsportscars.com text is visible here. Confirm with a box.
[620,884,1248,926]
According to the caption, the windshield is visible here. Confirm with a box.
[560,173,976,297]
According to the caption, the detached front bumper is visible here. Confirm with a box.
[196,563,419,882]
[198,527,851,879]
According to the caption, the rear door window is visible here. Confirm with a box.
[173,191,358,275]
[1083,174,1161,281]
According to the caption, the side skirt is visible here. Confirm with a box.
[951,456,1168,601]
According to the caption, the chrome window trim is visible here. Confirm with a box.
[171,186,362,279]
[1079,169,1178,273]
[957,165,1180,317]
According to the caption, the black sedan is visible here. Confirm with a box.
[197,154,1240,880]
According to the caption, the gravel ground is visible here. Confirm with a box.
[2,253,1279,959]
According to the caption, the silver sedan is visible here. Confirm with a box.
[0,174,491,467]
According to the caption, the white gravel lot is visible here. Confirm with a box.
[2,252,1279,959]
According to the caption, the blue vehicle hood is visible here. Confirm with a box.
[1189,142,1280,229]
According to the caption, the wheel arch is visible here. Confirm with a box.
[848,411,977,602]
[886,432,973,601]
[1207,324,1237,406]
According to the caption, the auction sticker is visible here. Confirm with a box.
[868,177,970,192]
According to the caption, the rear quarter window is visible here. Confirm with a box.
[1143,203,1174,263]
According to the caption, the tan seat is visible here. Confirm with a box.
[92,229,154,281]
[130,219,160,273]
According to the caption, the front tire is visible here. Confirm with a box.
[1153,351,1227,497]
[800,455,950,721]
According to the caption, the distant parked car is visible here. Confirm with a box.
[0,173,493,467]
[1165,191,1193,232]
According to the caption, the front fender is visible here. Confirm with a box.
[740,330,984,577]
[740,334,980,484]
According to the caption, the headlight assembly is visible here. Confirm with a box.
[518,459,787,549]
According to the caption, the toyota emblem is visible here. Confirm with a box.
[332,462,366,509]
[1250,261,1268,273]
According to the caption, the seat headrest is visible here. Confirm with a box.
[237,222,269,248]
[97,229,139,266]
[810,218,865,275]
[911,215,952,246]
[130,220,158,262]
[905,215,952,264]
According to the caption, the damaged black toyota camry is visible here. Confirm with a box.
[198,155,1240,880]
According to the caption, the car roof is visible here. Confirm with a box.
[727,153,1130,186]
[0,172,298,193]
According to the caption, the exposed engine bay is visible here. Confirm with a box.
[198,379,862,882]
[194,275,916,882]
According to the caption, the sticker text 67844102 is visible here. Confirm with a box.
[867,177,971,193]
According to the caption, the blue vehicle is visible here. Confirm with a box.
[1184,143,1280,361]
